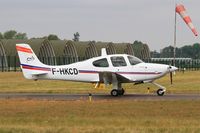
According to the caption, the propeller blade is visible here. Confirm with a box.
[170,72,173,85]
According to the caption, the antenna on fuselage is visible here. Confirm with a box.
[101,48,107,56]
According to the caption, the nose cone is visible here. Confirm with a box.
[169,66,178,72]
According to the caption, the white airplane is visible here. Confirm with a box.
[16,44,178,96]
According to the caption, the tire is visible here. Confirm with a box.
[111,89,118,96]
[157,89,165,96]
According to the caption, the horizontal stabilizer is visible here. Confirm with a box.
[30,71,48,75]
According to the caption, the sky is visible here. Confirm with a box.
[0,0,199,51]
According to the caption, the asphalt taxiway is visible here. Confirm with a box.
[0,93,199,100]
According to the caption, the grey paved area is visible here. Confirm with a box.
[0,93,199,101]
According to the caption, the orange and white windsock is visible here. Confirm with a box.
[176,4,198,36]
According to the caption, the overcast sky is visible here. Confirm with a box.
[0,0,199,51]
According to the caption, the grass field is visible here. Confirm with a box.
[0,99,200,133]
[0,71,200,133]
[0,71,200,94]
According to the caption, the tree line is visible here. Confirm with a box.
[2,30,199,59]
[0,30,80,41]
[0,30,28,40]
[151,43,200,59]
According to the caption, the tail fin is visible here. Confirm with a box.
[16,44,51,79]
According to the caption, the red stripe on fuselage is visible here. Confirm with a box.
[79,70,98,74]
[16,46,32,53]
[22,65,50,71]
[79,70,161,75]
[117,72,162,75]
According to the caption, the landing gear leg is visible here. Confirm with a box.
[110,74,125,96]
[152,82,166,96]
[110,82,123,96]
[118,88,125,95]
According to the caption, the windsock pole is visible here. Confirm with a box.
[173,3,177,67]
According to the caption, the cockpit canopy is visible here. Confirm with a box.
[92,55,143,67]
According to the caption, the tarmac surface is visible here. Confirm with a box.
[0,93,199,101]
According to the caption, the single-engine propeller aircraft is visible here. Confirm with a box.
[16,44,178,96]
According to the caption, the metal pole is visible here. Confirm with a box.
[173,2,177,66]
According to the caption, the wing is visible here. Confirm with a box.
[98,71,133,84]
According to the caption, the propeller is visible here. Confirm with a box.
[170,71,173,84]
[168,65,173,85]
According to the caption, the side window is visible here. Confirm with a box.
[111,56,127,67]
[93,58,109,67]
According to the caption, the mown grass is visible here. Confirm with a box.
[0,71,200,94]
[0,99,199,133]
[0,72,200,133]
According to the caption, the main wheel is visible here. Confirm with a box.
[111,89,118,96]
[157,89,165,96]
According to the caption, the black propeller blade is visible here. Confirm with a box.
[168,65,173,85]
[170,71,173,84]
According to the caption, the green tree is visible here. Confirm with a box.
[0,32,3,39]
[132,40,144,59]
[47,34,60,40]
[133,40,143,45]
[181,45,193,58]
[3,30,17,39]
[151,50,160,58]
[15,32,28,39]
[160,46,174,58]
[159,43,200,59]
[192,43,200,59]
[73,32,80,42]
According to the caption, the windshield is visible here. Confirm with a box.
[128,56,143,65]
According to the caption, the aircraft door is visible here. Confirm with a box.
[110,56,127,72]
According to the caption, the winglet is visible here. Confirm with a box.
[101,48,107,56]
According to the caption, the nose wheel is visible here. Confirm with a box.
[111,88,125,96]
[157,89,165,96]
[151,82,166,96]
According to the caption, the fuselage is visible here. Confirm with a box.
[17,44,178,96]
[29,54,177,83]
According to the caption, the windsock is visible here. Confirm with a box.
[176,4,198,36]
